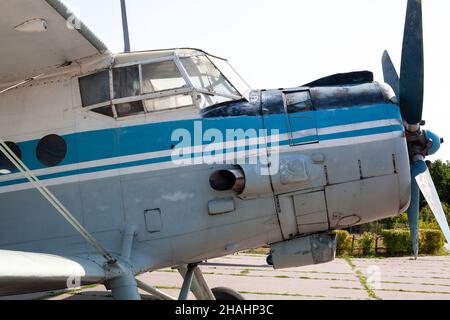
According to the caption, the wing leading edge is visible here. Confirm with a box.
[0,0,110,88]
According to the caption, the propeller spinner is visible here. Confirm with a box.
[382,0,450,258]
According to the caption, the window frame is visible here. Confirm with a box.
[79,52,246,119]
[78,69,111,108]
[179,55,242,101]
[282,89,319,146]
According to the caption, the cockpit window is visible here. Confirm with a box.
[285,91,313,113]
[115,101,145,117]
[193,93,231,109]
[208,56,251,100]
[144,94,193,112]
[113,65,140,99]
[79,70,110,107]
[181,56,240,98]
[142,61,187,93]
[78,50,250,119]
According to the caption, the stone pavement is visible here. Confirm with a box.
[2,254,449,300]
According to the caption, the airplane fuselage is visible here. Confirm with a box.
[0,50,411,276]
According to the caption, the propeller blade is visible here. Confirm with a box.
[415,165,450,246]
[407,160,426,259]
[399,0,424,125]
[382,50,400,97]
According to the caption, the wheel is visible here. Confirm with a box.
[266,254,273,266]
[211,287,245,300]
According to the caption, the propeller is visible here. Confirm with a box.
[382,0,449,258]
[399,0,424,125]
[382,50,399,98]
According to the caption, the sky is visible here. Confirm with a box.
[65,0,450,161]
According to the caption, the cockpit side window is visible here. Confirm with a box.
[142,61,187,93]
[115,101,145,117]
[79,70,110,107]
[285,91,313,114]
[113,65,140,99]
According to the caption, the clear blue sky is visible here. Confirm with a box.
[65,0,450,161]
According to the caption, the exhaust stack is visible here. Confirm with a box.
[209,169,245,194]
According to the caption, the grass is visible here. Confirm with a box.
[435,248,450,256]
[202,266,353,276]
[344,255,382,300]
[33,284,101,300]
[239,269,251,276]
[240,247,271,255]
[337,250,449,259]
[34,291,63,300]
[193,269,360,282]
[159,269,177,273]
[343,255,386,259]
[237,290,355,300]
[330,286,450,295]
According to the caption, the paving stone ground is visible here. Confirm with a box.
[2,254,449,300]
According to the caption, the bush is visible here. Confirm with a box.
[332,230,352,255]
[382,229,446,256]
[419,219,439,230]
[381,229,412,255]
[359,232,375,255]
[419,229,445,254]
[380,212,409,230]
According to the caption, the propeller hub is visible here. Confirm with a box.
[423,130,442,156]
[406,128,431,161]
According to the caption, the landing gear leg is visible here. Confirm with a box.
[178,264,215,300]
[178,263,197,300]
[105,266,141,300]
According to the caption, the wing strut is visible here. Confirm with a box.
[0,139,116,264]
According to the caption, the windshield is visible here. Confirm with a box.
[207,56,251,100]
[181,56,239,97]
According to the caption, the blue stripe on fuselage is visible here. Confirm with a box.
[1,103,403,188]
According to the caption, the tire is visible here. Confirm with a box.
[266,254,273,266]
[211,287,245,300]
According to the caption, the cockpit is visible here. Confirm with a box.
[78,48,251,119]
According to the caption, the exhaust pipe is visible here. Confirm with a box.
[209,169,245,194]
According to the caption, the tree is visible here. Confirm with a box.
[421,160,450,208]
[379,160,449,231]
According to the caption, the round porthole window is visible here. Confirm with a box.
[0,141,22,174]
[36,134,67,167]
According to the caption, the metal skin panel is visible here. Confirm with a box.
[0,183,86,250]
[293,191,329,234]
[80,176,125,234]
[208,198,235,215]
[261,88,409,240]
[119,163,282,264]
[325,174,400,229]
[144,209,162,233]
[0,165,283,269]
[276,195,298,240]
[271,152,327,195]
